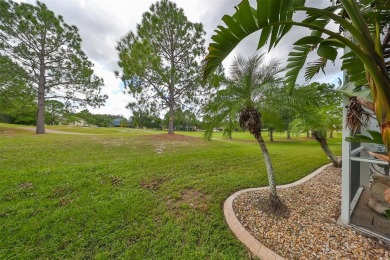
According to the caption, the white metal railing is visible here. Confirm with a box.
[350,146,389,166]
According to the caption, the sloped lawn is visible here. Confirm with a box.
[0,124,341,259]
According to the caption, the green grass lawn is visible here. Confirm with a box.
[0,124,341,259]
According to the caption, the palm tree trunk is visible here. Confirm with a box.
[312,131,341,167]
[256,135,280,207]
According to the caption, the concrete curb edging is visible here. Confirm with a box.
[223,163,332,260]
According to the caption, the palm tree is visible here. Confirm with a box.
[292,109,342,167]
[204,53,284,210]
[289,83,343,167]
[260,81,342,166]
[203,0,390,161]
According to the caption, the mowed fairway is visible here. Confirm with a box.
[0,124,341,259]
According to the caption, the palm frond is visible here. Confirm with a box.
[383,27,390,74]
[361,0,390,35]
[204,0,304,78]
[340,51,368,87]
[337,80,372,101]
[305,57,327,82]
[285,44,314,90]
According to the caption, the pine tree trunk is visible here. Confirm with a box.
[287,129,291,139]
[168,102,174,135]
[256,135,279,204]
[36,64,46,134]
[306,130,310,138]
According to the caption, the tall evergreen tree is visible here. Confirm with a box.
[116,0,205,134]
[0,0,107,134]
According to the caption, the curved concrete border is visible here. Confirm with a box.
[224,163,332,259]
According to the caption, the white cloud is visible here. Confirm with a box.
[86,61,133,118]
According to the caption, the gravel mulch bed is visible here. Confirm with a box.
[233,166,390,259]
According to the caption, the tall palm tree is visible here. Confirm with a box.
[204,53,284,210]
[203,0,390,161]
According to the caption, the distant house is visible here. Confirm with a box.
[71,118,87,126]
[112,118,122,127]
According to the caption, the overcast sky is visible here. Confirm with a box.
[21,0,342,118]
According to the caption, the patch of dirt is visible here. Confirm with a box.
[19,127,100,135]
[155,143,166,154]
[51,184,74,198]
[2,192,15,202]
[58,197,74,207]
[166,189,211,214]
[142,134,200,142]
[141,134,204,153]
[93,137,132,147]
[0,127,33,135]
[0,129,16,135]
[18,182,34,190]
[141,177,167,191]
[100,175,124,186]
[0,209,15,218]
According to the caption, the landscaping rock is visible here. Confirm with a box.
[233,166,390,259]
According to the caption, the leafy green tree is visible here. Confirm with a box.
[76,109,96,126]
[0,0,107,134]
[288,83,342,166]
[293,111,342,167]
[0,83,36,125]
[45,100,65,125]
[204,0,390,160]
[130,108,162,130]
[163,108,201,131]
[116,0,205,135]
[278,107,295,139]
[221,114,239,139]
[309,83,343,138]
[119,118,128,128]
[93,114,120,127]
[308,84,343,166]
[62,113,79,125]
[204,53,284,210]
[258,83,319,141]
[0,55,36,124]
[261,112,285,141]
